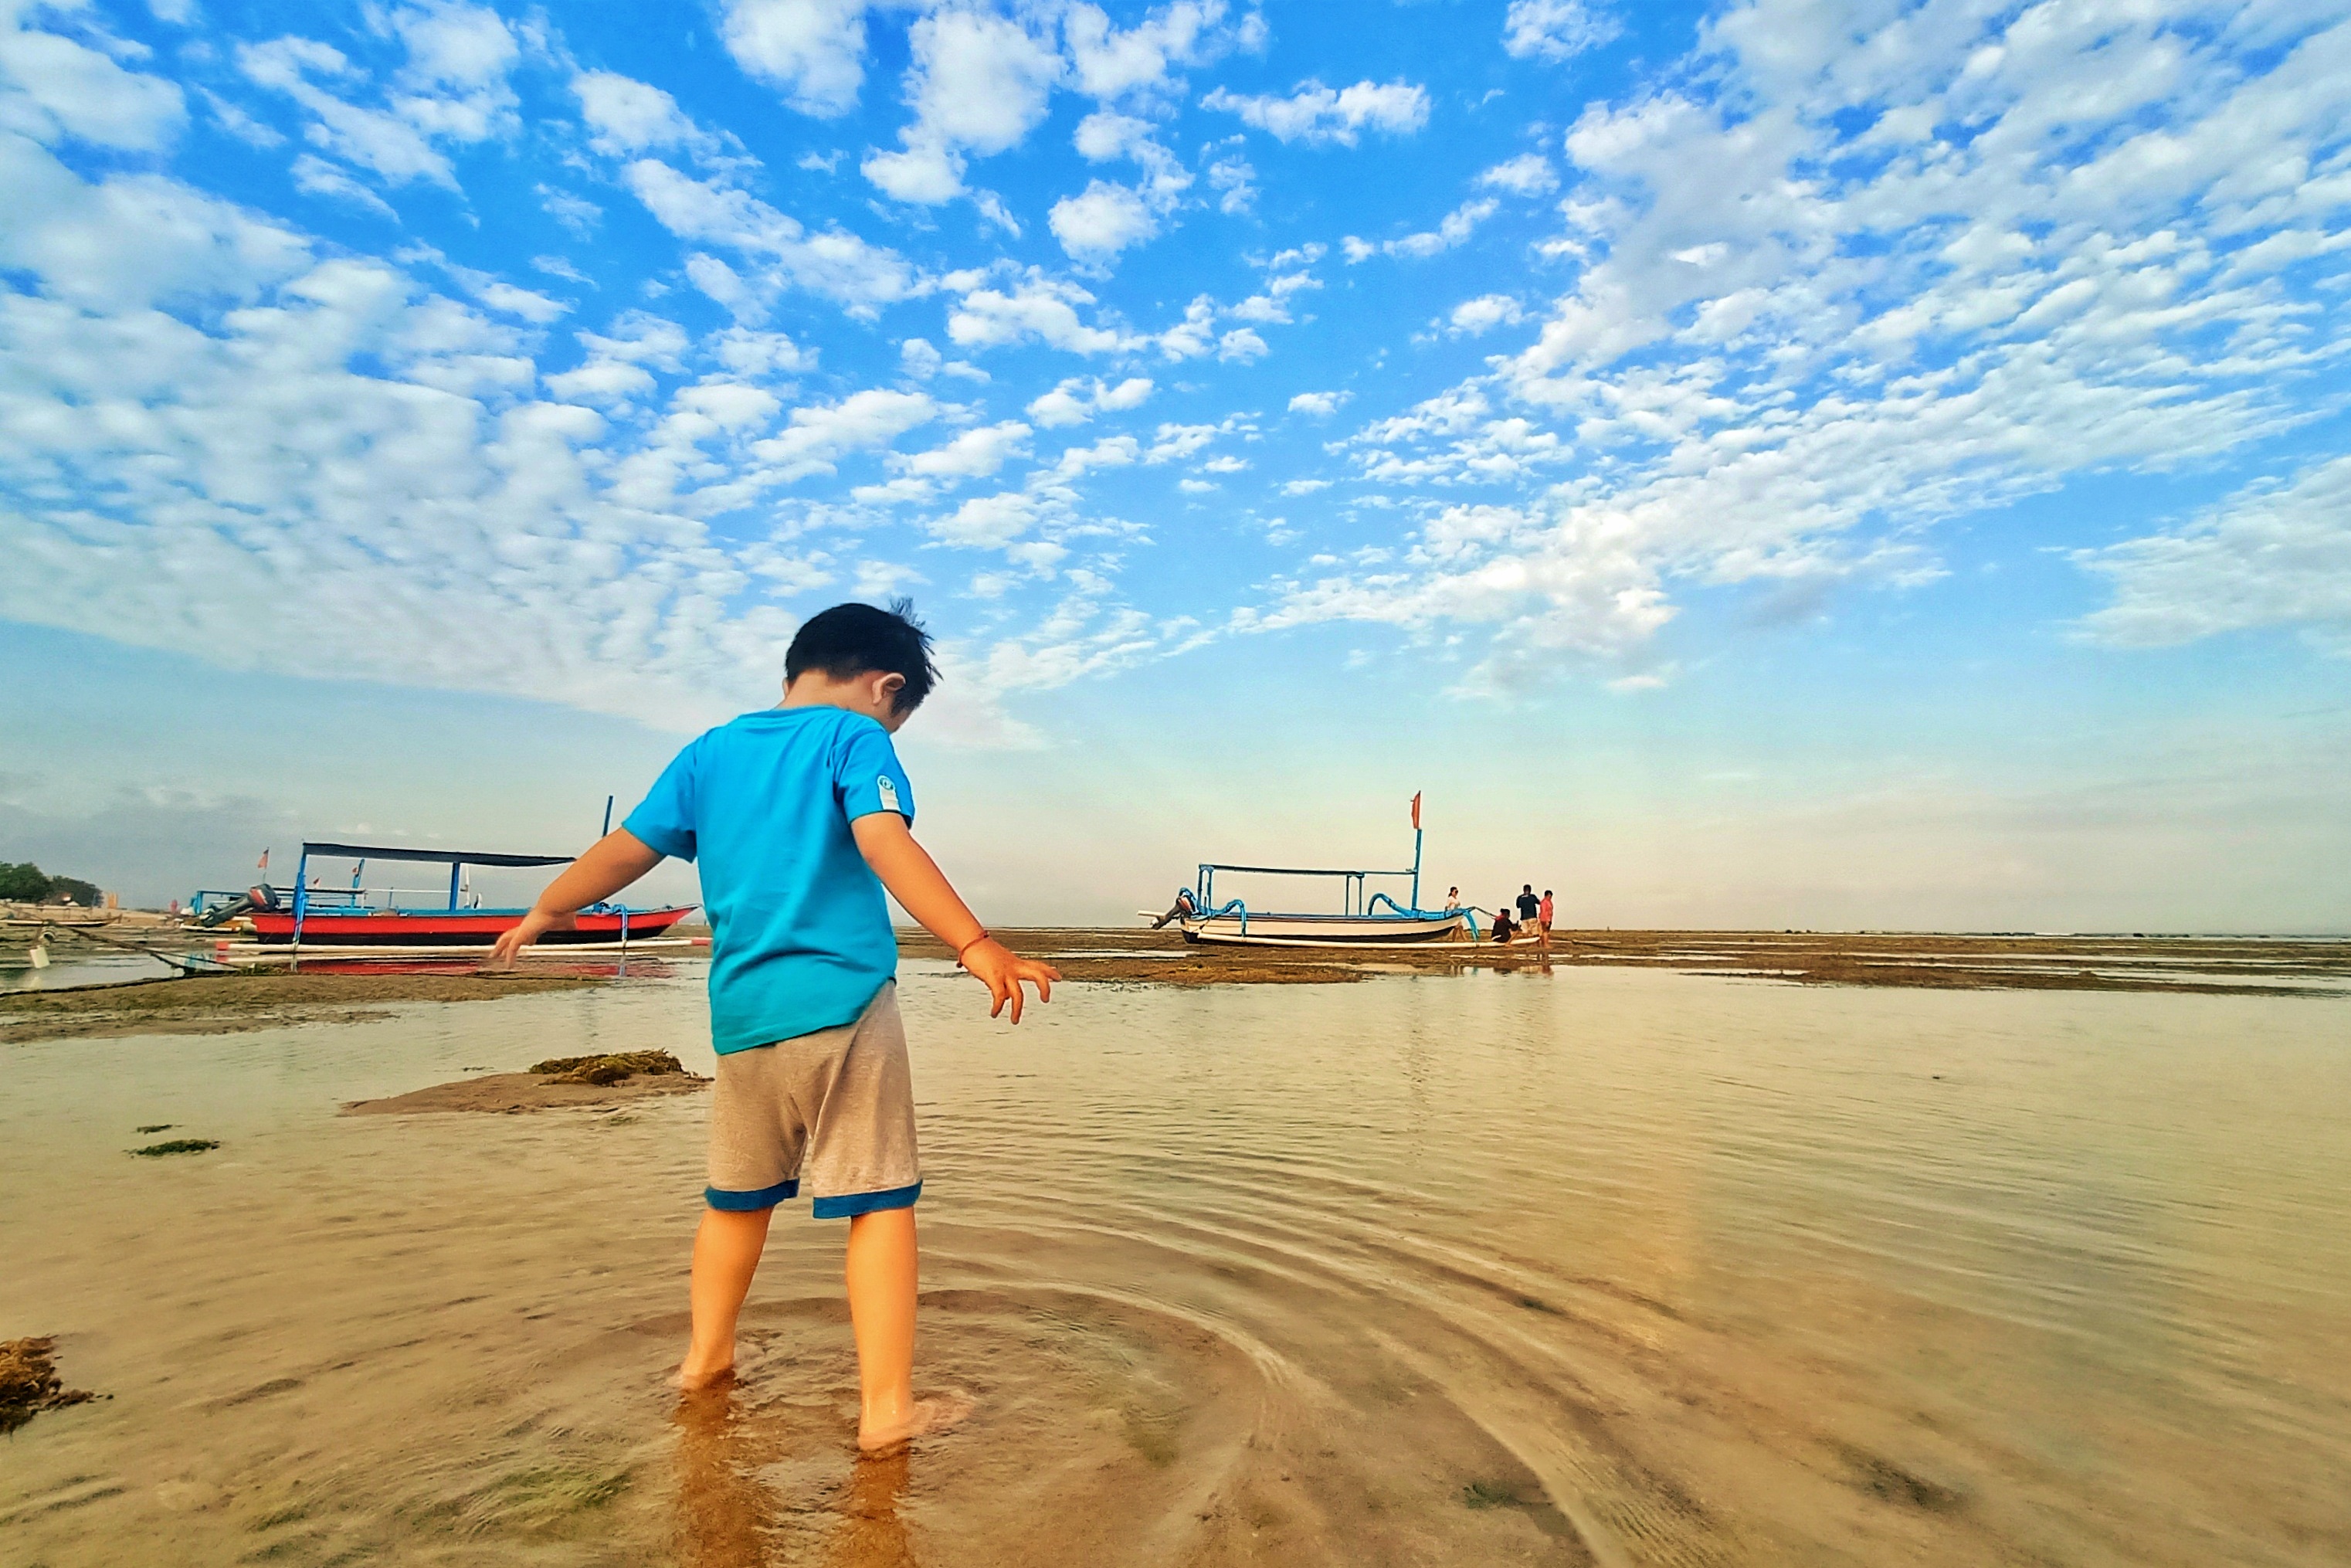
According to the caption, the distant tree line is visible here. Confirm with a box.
[0,862,103,905]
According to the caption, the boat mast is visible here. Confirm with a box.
[1410,790,1423,911]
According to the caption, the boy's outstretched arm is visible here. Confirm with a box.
[483,829,664,969]
[850,813,1060,1022]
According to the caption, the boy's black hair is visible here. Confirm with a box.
[785,598,938,714]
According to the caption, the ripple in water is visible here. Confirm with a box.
[1,964,2346,1564]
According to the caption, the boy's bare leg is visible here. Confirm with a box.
[846,1207,970,1451]
[681,1207,772,1389]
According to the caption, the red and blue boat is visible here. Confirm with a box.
[201,840,696,949]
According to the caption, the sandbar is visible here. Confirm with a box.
[908,928,2351,996]
[0,972,606,1043]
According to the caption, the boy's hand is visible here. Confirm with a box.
[485,908,575,970]
[959,938,1060,1023]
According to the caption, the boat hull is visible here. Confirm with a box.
[1176,912,1467,946]
[246,906,697,947]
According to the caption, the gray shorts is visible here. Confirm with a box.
[704,982,921,1220]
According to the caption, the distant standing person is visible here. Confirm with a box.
[1537,888,1555,955]
[1515,884,1539,942]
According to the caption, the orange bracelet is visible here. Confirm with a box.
[954,932,992,966]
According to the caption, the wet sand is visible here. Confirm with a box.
[3,962,2346,1564]
[0,971,607,1042]
[906,928,2351,996]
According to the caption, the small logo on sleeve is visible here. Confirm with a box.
[877,776,901,813]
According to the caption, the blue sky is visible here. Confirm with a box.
[2,0,2347,928]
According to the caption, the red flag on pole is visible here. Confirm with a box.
[1410,792,1421,830]
[258,848,270,871]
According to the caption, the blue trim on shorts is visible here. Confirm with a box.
[705,1178,799,1212]
[811,1180,922,1220]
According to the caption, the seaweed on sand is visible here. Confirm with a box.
[1,1337,95,1435]
[132,1138,221,1156]
[528,1050,687,1086]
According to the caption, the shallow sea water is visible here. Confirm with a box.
[4,963,2348,1566]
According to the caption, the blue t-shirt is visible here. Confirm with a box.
[623,705,914,1055]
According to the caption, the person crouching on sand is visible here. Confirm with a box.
[1491,902,1515,944]
[490,599,1060,1452]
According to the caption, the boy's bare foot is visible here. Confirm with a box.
[677,1349,738,1392]
[857,1390,974,1454]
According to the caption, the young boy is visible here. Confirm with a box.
[487,600,1060,1451]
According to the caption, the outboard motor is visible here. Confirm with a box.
[195,884,280,928]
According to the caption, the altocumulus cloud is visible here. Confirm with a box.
[0,0,2346,749]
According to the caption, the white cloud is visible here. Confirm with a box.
[1206,153,1255,212]
[751,389,938,480]
[1,12,188,151]
[0,134,310,311]
[1216,327,1267,362]
[622,159,920,316]
[900,336,942,378]
[1145,423,1219,463]
[1477,152,1557,195]
[863,8,1060,207]
[1448,294,1523,334]
[239,13,521,193]
[1272,0,2351,689]
[720,0,870,118]
[1288,390,1350,418]
[948,273,1131,355]
[1051,109,1194,263]
[1365,198,1498,260]
[2078,456,2351,655]
[1203,78,1429,146]
[290,152,396,219]
[1502,0,1620,63]
[1027,374,1153,426]
[1049,179,1156,260]
[537,183,600,236]
[897,419,1032,484]
[573,71,704,157]
[1063,0,1238,103]
[1229,266,1321,324]
[1051,434,1140,477]
[711,325,809,378]
[931,489,1041,548]
[0,103,1175,749]
[198,87,283,147]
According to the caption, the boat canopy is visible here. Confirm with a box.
[298,842,571,868]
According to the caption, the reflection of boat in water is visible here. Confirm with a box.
[202,840,696,949]
[1145,796,1475,948]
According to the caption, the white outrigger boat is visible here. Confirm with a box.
[1142,796,1479,948]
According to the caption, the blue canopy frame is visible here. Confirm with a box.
[1177,822,1474,934]
[290,840,572,945]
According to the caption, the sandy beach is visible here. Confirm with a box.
[5,955,2347,1565]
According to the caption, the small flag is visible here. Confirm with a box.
[1410,792,1422,830]
[257,848,270,871]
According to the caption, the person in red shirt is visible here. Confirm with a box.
[1537,889,1555,955]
